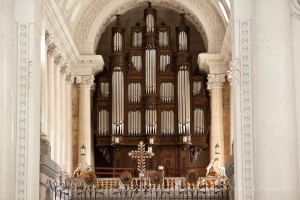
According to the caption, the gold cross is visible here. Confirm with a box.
[128,141,154,176]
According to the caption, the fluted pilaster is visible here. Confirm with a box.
[60,63,70,173]
[65,72,75,175]
[47,44,60,159]
[54,55,65,163]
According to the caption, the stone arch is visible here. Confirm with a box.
[73,0,225,54]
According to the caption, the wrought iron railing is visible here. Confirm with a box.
[53,177,229,200]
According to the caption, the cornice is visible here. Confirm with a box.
[198,53,229,74]
[45,0,80,65]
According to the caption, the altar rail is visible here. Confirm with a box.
[167,166,207,177]
[94,167,134,177]
[53,177,229,200]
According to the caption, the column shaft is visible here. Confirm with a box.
[0,0,16,198]
[76,76,94,167]
[208,74,225,166]
[253,0,299,198]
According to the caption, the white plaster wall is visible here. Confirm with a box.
[0,0,16,199]
[292,12,300,197]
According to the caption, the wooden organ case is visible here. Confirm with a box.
[94,3,209,175]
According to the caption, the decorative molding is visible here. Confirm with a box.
[76,75,95,88]
[240,20,254,200]
[207,74,226,90]
[16,23,28,200]
[45,0,80,65]
[226,58,240,85]
[198,53,228,74]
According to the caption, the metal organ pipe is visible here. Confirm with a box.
[177,67,190,134]
[112,68,124,135]
[146,14,154,33]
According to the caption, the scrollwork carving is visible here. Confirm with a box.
[227,58,240,85]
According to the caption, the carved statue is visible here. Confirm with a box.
[73,164,82,178]
[206,157,219,177]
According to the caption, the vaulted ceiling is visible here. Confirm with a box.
[53,0,229,55]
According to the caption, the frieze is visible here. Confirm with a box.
[16,23,28,200]
[240,20,254,200]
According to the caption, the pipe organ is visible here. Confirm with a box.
[94,3,209,171]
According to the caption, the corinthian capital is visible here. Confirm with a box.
[207,74,226,90]
[45,31,55,47]
[61,63,71,77]
[76,75,95,88]
[55,56,66,68]
[66,73,75,85]
[47,44,60,58]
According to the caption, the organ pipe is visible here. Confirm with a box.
[194,108,204,134]
[159,55,170,72]
[113,32,122,52]
[128,111,141,135]
[146,14,154,33]
[179,31,187,51]
[112,67,124,135]
[177,66,191,134]
[193,81,201,96]
[145,49,156,94]
[145,109,157,135]
[99,110,109,136]
[160,82,174,102]
[159,31,168,47]
[161,110,174,135]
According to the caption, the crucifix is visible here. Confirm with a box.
[128,141,154,177]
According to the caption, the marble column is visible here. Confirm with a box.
[207,74,226,166]
[253,0,299,198]
[76,75,95,167]
[60,63,70,173]
[46,43,59,159]
[0,0,16,199]
[65,72,75,175]
[54,55,65,164]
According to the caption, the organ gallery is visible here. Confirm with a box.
[93,3,210,174]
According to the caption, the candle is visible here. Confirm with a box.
[183,135,187,143]
[150,138,154,144]
[148,146,152,153]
